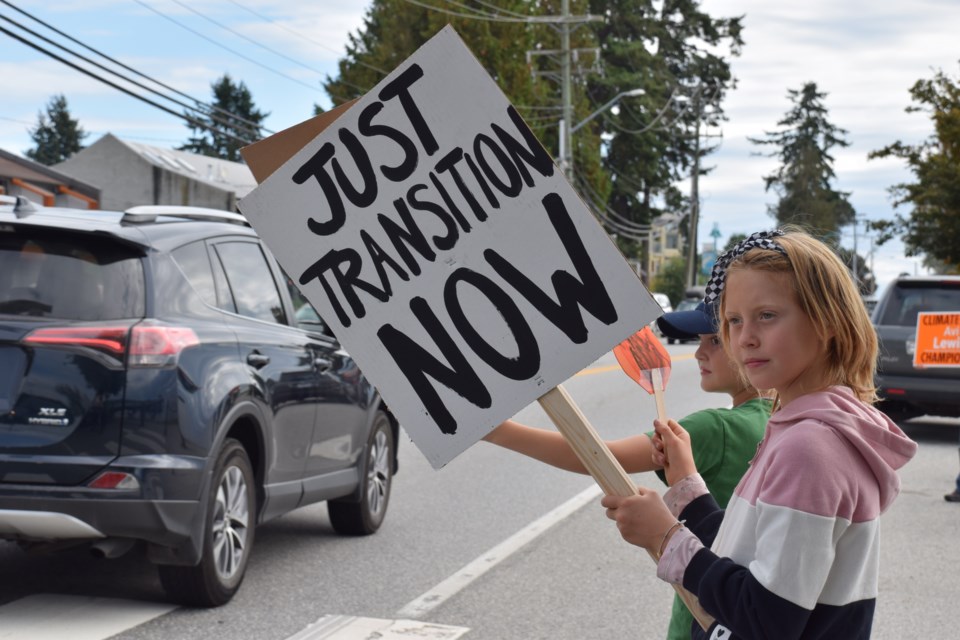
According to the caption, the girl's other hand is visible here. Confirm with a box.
[601,488,675,552]
[654,419,697,486]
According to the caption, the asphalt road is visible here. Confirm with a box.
[1,343,957,639]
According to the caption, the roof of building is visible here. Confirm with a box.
[108,135,259,197]
[0,148,100,201]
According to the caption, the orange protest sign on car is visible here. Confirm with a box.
[913,312,960,368]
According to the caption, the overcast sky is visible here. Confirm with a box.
[1,0,958,294]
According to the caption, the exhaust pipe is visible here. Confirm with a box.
[90,538,135,559]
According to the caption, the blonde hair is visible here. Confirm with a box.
[718,228,878,404]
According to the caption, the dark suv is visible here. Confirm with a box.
[0,196,398,606]
[872,274,960,421]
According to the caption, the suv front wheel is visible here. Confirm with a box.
[159,438,255,607]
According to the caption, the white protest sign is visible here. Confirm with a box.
[238,25,661,469]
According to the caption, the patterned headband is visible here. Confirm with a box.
[703,229,787,304]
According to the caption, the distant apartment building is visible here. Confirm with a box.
[647,212,684,281]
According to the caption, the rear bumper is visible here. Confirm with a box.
[0,454,209,560]
[876,373,960,418]
[0,495,199,544]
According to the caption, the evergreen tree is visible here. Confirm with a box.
[749,82,856,237]
[323,1,553,118]
[179,74,269,161]
[868,64,960,272]
[321,0,597,217]
[588,0,743,243]
[25,94,88,165]
[323,0,743,267]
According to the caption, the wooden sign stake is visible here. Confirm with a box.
[538,385,714,631]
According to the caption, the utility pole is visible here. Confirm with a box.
[526,2,601,178]
[561,0,572,180]
[852,216,859,281]
[685,88,702,288]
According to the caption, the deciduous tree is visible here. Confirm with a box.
[869,65,960,272]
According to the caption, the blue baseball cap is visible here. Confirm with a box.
[656,300,719,340]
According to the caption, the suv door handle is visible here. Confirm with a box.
[246,352,270,368]
[314,357,332,373]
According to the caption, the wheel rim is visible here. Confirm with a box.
[212,465,250,580]
[365,427,390,518]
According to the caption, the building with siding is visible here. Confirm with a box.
[52,134,256,212]
[0,148,100,209]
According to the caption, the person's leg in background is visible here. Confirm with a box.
[946,437,960,503]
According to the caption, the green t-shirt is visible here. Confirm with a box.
[647,397,771,640]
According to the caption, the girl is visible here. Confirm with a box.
[485,300,771,640]
[602,229,918,640]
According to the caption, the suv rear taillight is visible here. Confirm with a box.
[24,323,199,367]
[128,324,200,367]
[24,326,131,356]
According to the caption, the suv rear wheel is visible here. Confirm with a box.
[328,410,393,535]
[159,438,255,607]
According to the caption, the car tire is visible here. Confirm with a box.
[668,338,676,345]
[158,438,255,607]
[328,410,393,536]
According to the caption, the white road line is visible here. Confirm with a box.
[0,594,175,640]
[396,483,603,619]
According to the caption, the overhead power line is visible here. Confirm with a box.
[0,0,272,138]
[0,23,253,146]
[167,0,326,76]
[224,0,388,76]
[0,13,264,141]
[131,0,324,94]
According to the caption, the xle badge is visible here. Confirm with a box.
[28,407,69,426]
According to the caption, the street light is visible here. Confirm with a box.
[558,87,645,180]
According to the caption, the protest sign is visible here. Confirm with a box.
[913,312,960,367]
[238,25,660,470]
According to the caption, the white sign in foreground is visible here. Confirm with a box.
[238,25,660,469]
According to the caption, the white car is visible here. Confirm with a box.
[652,292,673,314]
[650,293,672,337]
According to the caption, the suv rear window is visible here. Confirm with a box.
[0,232,145,320]
[877,281,960,327]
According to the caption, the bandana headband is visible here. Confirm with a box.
[703,229,787,304]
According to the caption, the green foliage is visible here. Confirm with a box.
[868,64,960,273]
[651,255,687,306]
[323,1,555,124]
[749,82,856,238]
[721,233,746,253]
[588,0,743,244]
[25,94,88,165]
[179,75,269,161]
[323,1,743,266]
[832,246,876,296]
